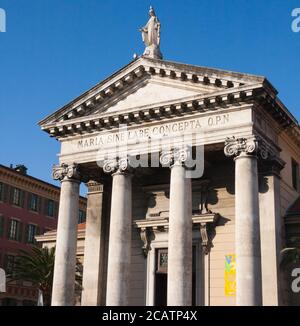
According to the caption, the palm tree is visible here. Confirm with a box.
[7,246,55,306]
[7,246,83,306]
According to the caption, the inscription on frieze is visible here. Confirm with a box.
[77,114,230,150]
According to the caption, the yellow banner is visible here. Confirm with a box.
[225,254,236,296]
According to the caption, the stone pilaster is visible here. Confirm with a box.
[259,156,285,305]
[81,181,110,306]
[224,137,262,306]
[104,158,133,306]
[51,163,81,306]
[161,148,193,306]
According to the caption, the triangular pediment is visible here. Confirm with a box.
[105,79,200,113]
[90,75,227,117]
[39,56,270,130]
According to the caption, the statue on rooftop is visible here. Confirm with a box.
[140,6,163,59]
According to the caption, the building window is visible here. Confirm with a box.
[27,224,37,244]
[12,188,21,206]
[47,200,54,217]
[29,194,38,212]
[292,159,299,191]
[9,219,21,241]
[78,210,86,224]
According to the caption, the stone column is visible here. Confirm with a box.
[259,157,285,306]
[160,148,193,306]
[103,158,133,306]
[81,181,110,306]
[224,137,262,306]
[52,163,81,306]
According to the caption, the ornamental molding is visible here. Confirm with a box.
[44,84,258,139]
[139,227,152,258]
[193,214,220,255]
[134,213,219,257]
[52,163,81,182]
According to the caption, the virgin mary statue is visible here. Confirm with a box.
[140,6,163,59]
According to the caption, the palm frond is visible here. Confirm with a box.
[280,247,300,268]
[7,246,82,305]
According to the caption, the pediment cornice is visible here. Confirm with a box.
[43,84,258,138]
[39,56,299,143]
[39,57,269,125]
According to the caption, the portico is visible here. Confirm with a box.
[38,9,300,306]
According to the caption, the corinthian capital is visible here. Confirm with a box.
[52,163,81,181]
[160,147,190,167]
[103,157,132,175]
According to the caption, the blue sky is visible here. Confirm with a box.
[0,0,299,191]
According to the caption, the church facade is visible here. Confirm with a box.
[38,9,300,306]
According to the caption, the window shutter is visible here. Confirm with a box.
[27,193,32,210]
[38,196,42,213]
[44,199,48,215]
[9,187,14,204]
[20,191,25,208]
[18,222,23,242]
[7,219,11,239]
[3,184,9,203]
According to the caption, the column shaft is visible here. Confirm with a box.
[106,172,132,306]
[235,154,262,306]
[51,179,80,306]
[167,164,193,306]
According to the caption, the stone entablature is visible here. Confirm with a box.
[59,108,254,164]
